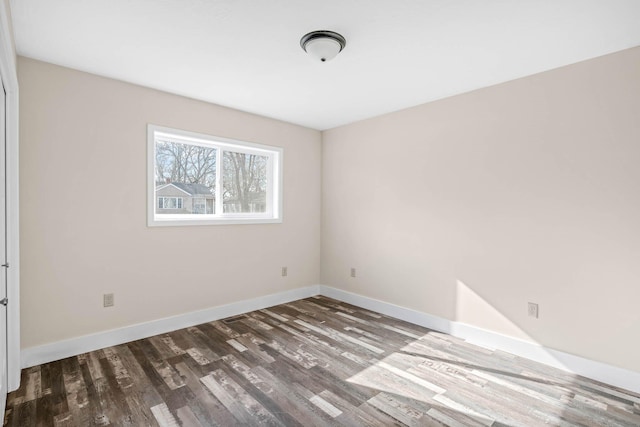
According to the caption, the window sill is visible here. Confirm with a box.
[148,216,283,227]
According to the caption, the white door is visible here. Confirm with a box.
[0,75,7,414]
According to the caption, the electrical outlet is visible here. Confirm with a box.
[350,268,356,278]
[528,302,538,318]
[281,266,287,277]
[103,293,114,308]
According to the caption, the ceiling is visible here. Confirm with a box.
[9,1,640,130]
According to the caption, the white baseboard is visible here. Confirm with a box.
[20,283,640,395]
[21,285,320,368]
[319,285,640,395]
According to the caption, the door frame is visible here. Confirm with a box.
[0,0,21,392]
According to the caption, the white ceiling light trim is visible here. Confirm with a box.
[300,30,346,62]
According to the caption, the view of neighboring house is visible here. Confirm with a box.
[156,182,214,214]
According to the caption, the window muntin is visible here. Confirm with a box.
[148,125,282,226]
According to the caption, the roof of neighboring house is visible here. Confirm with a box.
[156,182,213,197]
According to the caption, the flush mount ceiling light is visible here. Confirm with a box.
[300,30,346,62]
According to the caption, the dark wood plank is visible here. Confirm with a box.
[5,296,640,426]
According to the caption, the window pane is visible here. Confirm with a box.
[155,140,216,214]
[222,151,267,213]
[159,197,179,209]
[193,198,206,214]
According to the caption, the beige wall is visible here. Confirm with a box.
[322,47,640,372]
[19,46,640,373]
[19,57,322,349]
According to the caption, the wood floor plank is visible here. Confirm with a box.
[175,405,204,427]
[110,343,163,425]
[250,364,336,426]
[357,400,406,426]
[78,361,109,426]
[33,394,54,427]
[174,359,237,426]
[47,361,69,420]
[6,296,640,426]
[11,399,37,427]
[60,357,92,426]
[150,402,180,427]
[368,392,440,427]
[199,370,257,425]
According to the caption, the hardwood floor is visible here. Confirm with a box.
[4,296,640,426]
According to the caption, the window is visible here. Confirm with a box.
[158,197,183,210]
[148,125,282,226]
[192,198,206,214]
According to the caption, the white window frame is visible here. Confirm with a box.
[148,124,283,226]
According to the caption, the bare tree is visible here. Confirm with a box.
[155,140,216,189]
[223,152,267,212]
